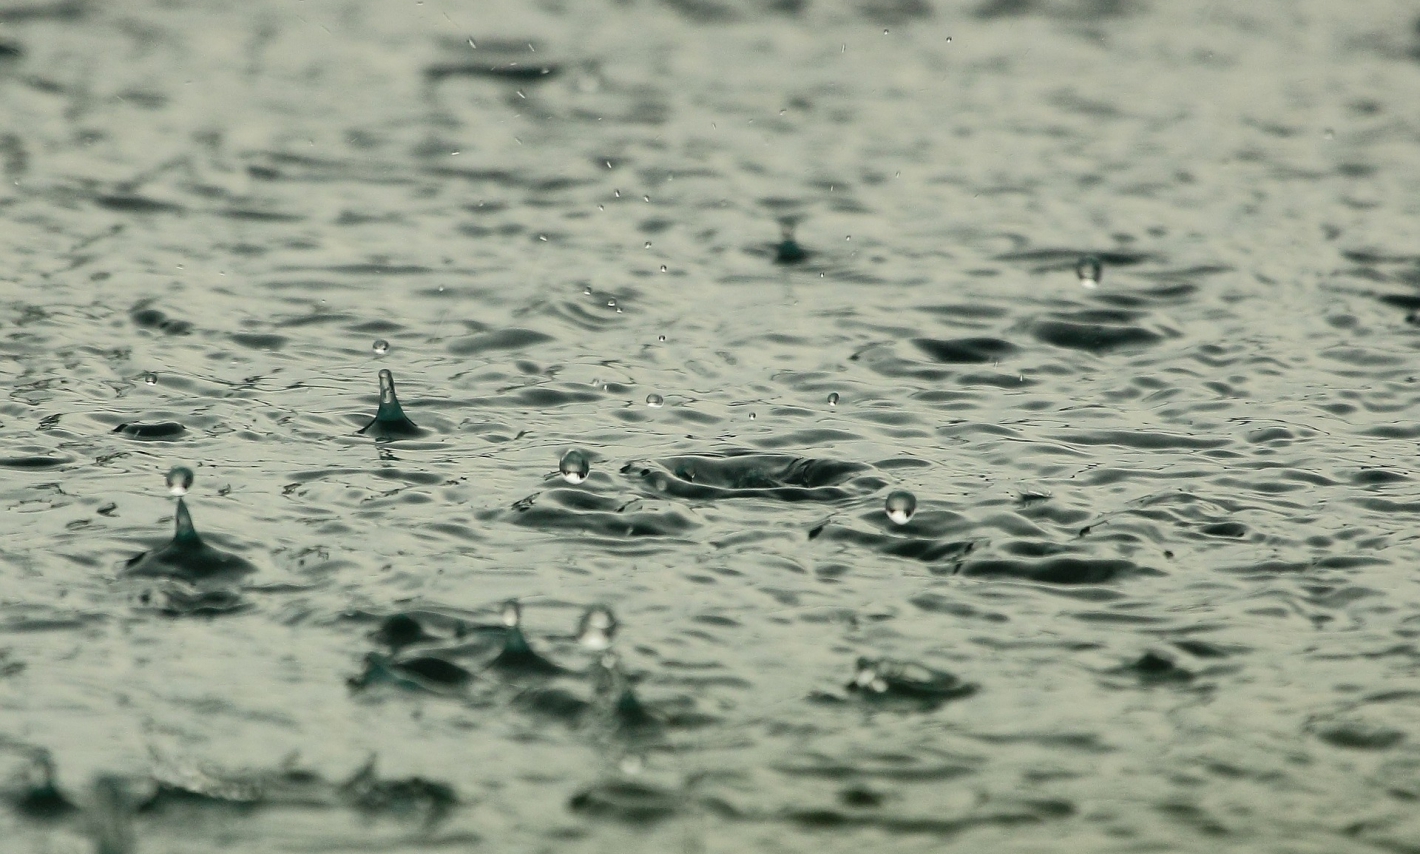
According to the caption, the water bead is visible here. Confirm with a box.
[1076,255,1102,289]
[501,599,522,628]
[646,394,664,408]
[165,465,194,497]
[372,339,390,356]
[143,372,158,386]
[578,605,617,651]
[885,490,916,525]
[559,449,590,484]
[657,334,666,342]
[827,392,839,407]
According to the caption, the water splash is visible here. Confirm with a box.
[123,468,256,584]
[357,369,424,439]
[489,599,563,675]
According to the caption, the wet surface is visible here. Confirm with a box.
[5,0,1420,851]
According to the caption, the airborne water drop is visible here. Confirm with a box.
[166,466,194,497]
[559,449,590,484]
[885,490,916,525]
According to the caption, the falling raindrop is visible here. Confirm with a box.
[1076,255,1102,289]
[646,394,664,408]
[578,605,617,650]
[501,599,522,628]
[143,372,158,386]
[643,241,652,249]
[885,490,917,525]
[165,466,194,497]
[828,392,839,407]
[657,334,666,342]
[559,449,590,484]
[372,339,390,356]
[659,265,667,273]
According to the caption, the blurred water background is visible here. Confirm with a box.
[4,0,1420,851]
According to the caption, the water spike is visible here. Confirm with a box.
[489,600,562,675]
[774,222,808,265]
[172,497,203,546]
[358,369,424,439]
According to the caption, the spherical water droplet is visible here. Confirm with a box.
[143,372,158,386]
[646,394,664,408]
[372,339,389,356]
[1076,255,1102,288]
[643,241,652,249]
[642,195,650,203]
[659,265,668,273]
[501,599,522,628]
[607,299,617,308]
[828,392,839,407]
[614,189,621,198]
[657,334,666,342]
[166,465,194,497]
[748,412,756,420]
[584,285,593,295]
[885,490,916,525]
[578,605,617,650]
[559,449,590,484]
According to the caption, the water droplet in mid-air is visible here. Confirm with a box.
[143,372,158,385]
[657,334,666,342]
[559,449,590,484]
[578,605,617,650]
[165,466,194,497]
[646,394,664,408]
[501,599,522,628]
[643,241,652,249]
[885,490,917,525]
[1076,255,1102,289]
[828,392,839,407]
[372,339,389,356]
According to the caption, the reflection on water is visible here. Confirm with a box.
[4,0,1420,851]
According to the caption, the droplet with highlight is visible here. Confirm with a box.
[165,466,194,497]
[143,372,158,386]
[646,394,664,408]
[559,449,590,484]
[372,339,390,356]
[885,490,917,525]
[1076,255,1102,289]
[501,599,522,628]
[828,392,839,407]
[578,605,617,651]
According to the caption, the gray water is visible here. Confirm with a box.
[4,0,1420,851]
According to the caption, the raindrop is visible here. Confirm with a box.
[614,189,621,198]
[1076,255,1102,288]
[143,372,158,386]
[642,195,650,203]
[659,265,667,273]
[657,334,666,342]
[165,466,194,497]
[883,28,889,34]
[559,449,590,484]
[501,599,522,628]
[748,412,756,420]
[646,394,664,408]
[885,490,916,525]
[467,37,477,49]
[827,392,839,407]
[584,285,593,295]
[643,241,652,249]
[607,299,617,308]
[372,339,389,356]
[578,605,617,650]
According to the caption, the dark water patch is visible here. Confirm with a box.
[913,337,1018,364]
[1032,313,1166,353]
[781,799,1073,834]
[1052,429,1228,451]
[623,452,876,503]
[1353,468,1408,485]
[447,328,554,354]
[909,593,1009,622]
[340,758,456,823]
[114,421,186,440]
[0,40,22,59]
[219,208,303,222]
[425,61,559,83]
[1094,282,1199,308]
[845,657,978,709]
[96,194,184,214]
[1112,651,1195,683]
[569,779,680,823]
[0,454,70,469]
[0,1,86,22]
[228,333,288,350]
[1312,722,1405,751]
[1199,521,1247,538]
[995,248,1154,269]
[505,489,699,538]
[129,306,192,335]
[961,557,1155,584]
[348,652,473,695]
[817,525,976,565]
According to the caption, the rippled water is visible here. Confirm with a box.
[5,0,1420,851]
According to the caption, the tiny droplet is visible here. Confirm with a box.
[372,339,390,356]
[646,394,664,408]
[828,392,839,407]
[143,372,158,385]
[1076,255,1102,289]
